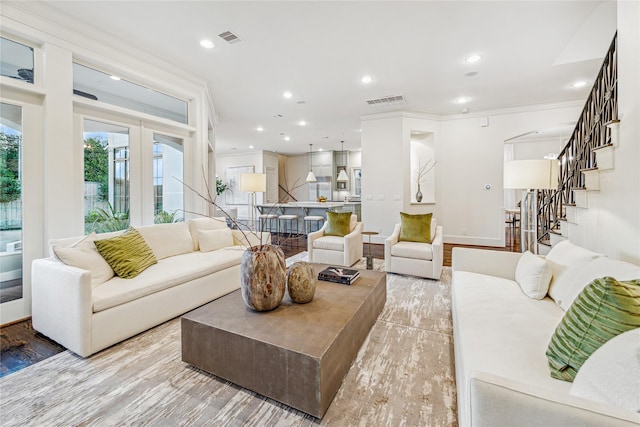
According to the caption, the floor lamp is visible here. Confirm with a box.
[504,159,559,254]
[239,173,266,230]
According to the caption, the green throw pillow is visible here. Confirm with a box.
[546,276,640,381]
[95,227,157,279]
[325,211,352,237]
[399,212,432,243]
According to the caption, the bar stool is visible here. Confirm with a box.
[258,214,278,234]
[278,214,299,237]
[304,215,325,234]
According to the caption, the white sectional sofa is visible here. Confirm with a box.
[452,241,640,427]
[32,218,269,357]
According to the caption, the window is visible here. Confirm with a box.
[83,119,130,233]
[0,37,34,84]
[73,63,188,124]
[0,102,23,303]
[153,133,183,223]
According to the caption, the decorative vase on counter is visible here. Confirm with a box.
[416,184,423,203]
[286,262,316,304]
[240,244,286,312]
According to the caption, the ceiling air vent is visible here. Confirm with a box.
[218,31,241,44]
[366,95,406,107]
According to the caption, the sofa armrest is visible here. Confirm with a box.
[469,372,640,427]
[307,220,328,254]
[31,258,93,357]
[452,247,522,281]
[343,222,364,264]
[384,224,402,271]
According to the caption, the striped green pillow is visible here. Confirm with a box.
[546,276,640,381]
[95,227,157,279]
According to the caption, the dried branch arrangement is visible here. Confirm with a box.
[415,159,437,184]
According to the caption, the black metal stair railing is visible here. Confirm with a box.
[537,33,618,244]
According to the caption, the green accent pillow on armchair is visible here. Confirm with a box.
[324,211,352,237]
[399,212,432,243]
[546,276,640,381]
[95,227,158,279]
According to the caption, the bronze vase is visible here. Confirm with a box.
[240,244,286,311]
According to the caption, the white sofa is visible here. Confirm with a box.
[307,214,363,267]
[384,219,443,280]
[32,218,269,357]
[452,242,640,427]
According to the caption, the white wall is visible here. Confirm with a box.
[567,0,639,263]
[361,106,583,246]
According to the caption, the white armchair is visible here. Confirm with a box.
[384,219,443,280]
[308,214,363,267]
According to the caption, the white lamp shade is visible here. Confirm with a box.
[337,169,349,182]
[504,159,559,190]
[239,173,266,192]
[306,171,317,182]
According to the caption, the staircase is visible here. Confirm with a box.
[536,34,618,255]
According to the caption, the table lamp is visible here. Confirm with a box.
[239,173,266,230]
[504,159,558,254]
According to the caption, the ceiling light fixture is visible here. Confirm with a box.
[361,75,373,84]
[284,136,291,141]
[306,144,317,182]
[465,54,482,63]
[283,91,293,99]
[199,39,215,49]
[571,80,588,88]
[298,120,307,126]
[256,126,264,132]
[454,97,471,104]
[110,75,121,81]
[249,145,254,149]
[337,141,349,183]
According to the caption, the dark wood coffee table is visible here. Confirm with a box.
[181,264,386,418]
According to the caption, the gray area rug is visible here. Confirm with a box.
[0,257,456,427]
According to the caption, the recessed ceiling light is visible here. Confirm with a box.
[256,126,264,132]
[297,120,307,126]
[284,136,291,141]
[283,91,293,99]
[318,148,324,151]
[361,75,373,84]
[465,54,482,63]
[249,145,254,149]
[199,39,215,49]
[110,75,121,81]
[464,72,478,77]
[571,80,588,88]
[454,97,471,104]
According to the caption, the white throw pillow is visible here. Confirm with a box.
[52,232,114,287]
[188,217,228,250]
[559,257,640,311]
[570,328,640,412]
[515,251,553,299]
[546,240,603,306]
[198,228,234,252]
[135,223,194,260]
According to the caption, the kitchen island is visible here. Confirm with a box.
[256,201,361,232]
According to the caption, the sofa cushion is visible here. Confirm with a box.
[452,271,568,392]
[546,277,640,381]
[188,217,228,250]
[558,257,640,311]
[391,241,433,261]
[570,328,640,412]
[325,211,352,237]
[312,235,345,251]
[515,251,553,299]
[49,229,124,258]
[198,228,234,252]
[52,232,114,287]
[94,228,158,279]
[399,212,432,243]
[92,247,245,312]
[136,222,194,260]
[546,240,603,306]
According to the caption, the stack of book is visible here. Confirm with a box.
[318,266,360,285]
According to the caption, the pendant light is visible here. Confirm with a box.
[336,140,349,182]
[306,143,317,182]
